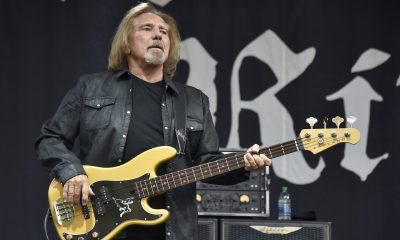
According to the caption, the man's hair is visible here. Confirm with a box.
[108,3,180,79]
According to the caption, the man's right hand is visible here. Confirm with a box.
[62,174,94,206]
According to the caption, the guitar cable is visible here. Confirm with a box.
[44,208,51,240]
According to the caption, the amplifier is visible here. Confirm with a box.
[197,190,268,217]
[198,218,218,240]
[196,167,270,217]
[221,219,331,240]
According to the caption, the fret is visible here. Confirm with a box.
[200,165,204,179]
[294,139,299,151]
[220,161,226,172]
[185,169,190,183]
[171,173,177,188]
[154,178,161,193]
[208,162,212,176]
[180,170,187,184]
[157,178,162,193]
[235,155,240,168]
[280,144,286,155]
[135,182,142,198]
[268,147,273,158]
[163,174,171,191]
[192,167,197,181]
[178,171,184,185]
[141,180,149,197]
[217,161,221,174]
[225,158,230,171]
[149,179,156,195]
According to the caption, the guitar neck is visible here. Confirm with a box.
[136,138,304,199]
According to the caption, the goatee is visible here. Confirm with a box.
[145,49,165,65]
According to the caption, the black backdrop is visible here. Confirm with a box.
[1,0,400,239]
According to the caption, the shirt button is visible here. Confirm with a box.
[161,103,166,107]
[122,134,126,138]
[129,89,132,92]
[96,104,101,107]
[166,205,171,209]
[117,159,122,163]
[164,127,168,130]
[127,111,131,114]
[166,232,171,236]
[190,126,194,130]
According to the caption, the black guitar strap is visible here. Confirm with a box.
[172,83,187,156]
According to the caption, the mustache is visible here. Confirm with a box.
[147,41,164,51]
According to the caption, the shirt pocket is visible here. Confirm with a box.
[83,96,116,130]
[186,118,203,149]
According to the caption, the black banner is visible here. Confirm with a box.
[1,0,399,239]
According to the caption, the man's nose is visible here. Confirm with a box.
[153,31,162,40]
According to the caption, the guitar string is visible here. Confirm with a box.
[100,135,343,198]
[66,135,348,218]
[90,140,302,197]
[94,135,345,198]
[129,135,334,197]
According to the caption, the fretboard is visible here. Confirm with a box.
[134,138,304,199]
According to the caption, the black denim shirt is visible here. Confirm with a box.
[35,69,247,240]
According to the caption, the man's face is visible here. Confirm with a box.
[126,12,170,65]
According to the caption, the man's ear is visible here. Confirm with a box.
[124,47,130,54]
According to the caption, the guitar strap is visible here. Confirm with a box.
[172,83,187,156]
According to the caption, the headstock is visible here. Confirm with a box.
[300,116,360,154]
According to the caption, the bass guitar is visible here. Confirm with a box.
[48,117,360,240]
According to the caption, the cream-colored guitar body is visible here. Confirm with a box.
[48,146,176,240]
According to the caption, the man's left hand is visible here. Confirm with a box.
[244,144,272,171]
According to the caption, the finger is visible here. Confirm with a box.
[244,153,253,170]
[260,154,272,166]
[73,184,82,206]
[253,154,265,168]
[67,184,75,204]
[245,153,258,170]
[62,183,69,201]
[81,184,89,206]
[251,144,260,153]
[89,186,95,196]
[246,144,259,155]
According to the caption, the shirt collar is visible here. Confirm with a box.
[115,68,180,94]
[164,78,179,94]
[115,68,130,80]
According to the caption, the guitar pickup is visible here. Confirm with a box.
[99,186,112,204]
[93,199,106,215]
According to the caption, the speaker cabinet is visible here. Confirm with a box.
[221,219,331,240]
[198,218,218,240]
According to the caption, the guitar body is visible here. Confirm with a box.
[48,146,177,240]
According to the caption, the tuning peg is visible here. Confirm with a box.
[332,116,344,128]
[323,117,329,129]
[347,116,357,128]
[306,117,318,129]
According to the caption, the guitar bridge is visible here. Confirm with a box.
[54,198,74,227]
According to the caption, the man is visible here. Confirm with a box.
[35,3,271,240]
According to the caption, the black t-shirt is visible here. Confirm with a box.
[119,74,167,240]
[123,75,165,160]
